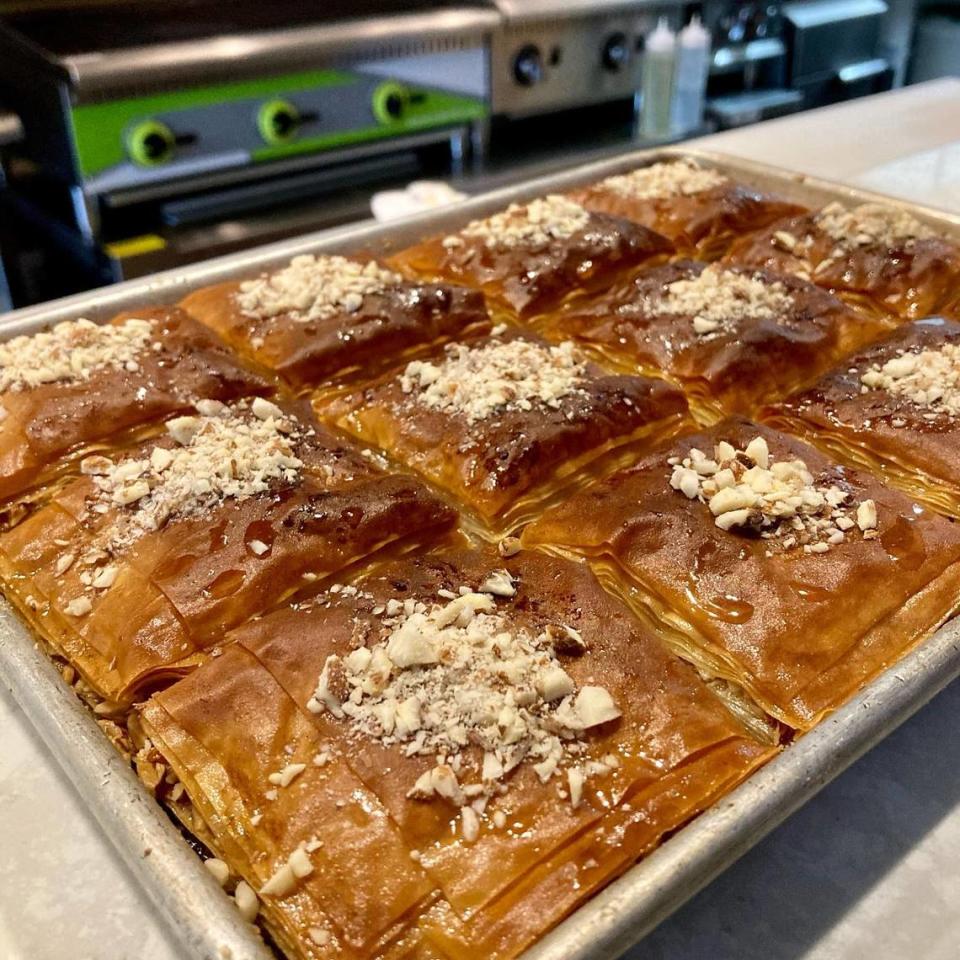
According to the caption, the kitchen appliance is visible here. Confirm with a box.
[488,0,686,119]
[783,0,893,106]
[701,0,804,129]
[0,0,496,300]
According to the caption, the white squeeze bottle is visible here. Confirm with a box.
[641,18,677,140]
[671,15,712,134]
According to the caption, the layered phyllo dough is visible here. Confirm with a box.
[314,329,690,536]
[0,308,269,509]
[567,158,806,260]
[540,261,891,422]
[0,398,456,704]
[386,195,673,322]
[763,317,960,516]
[522,420,960,730]
[724,201,960,320]
[140,546,773,960]
[180,254,490,392]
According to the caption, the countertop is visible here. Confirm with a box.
[2,79,960,960]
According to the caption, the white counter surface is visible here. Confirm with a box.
[3,80,960,960]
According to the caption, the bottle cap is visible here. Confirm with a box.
[646,17,676,53]
[679,14,711,48]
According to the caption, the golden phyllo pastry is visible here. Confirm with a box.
[568,157,807,259]
[386,195,673,322]
[0,308,269,509]
[314,329,690,536]
[763,317,960,516]
[724,201,960,320]
[541,261,892,422]
[522,420,960,730]
[180,254,490,392]
[0,397,455,704]
[141,546,774,960]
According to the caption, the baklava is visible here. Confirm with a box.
[0,397,455,705]
[540,261,892,422]
[0,308,268,510]
[724,201,960,320]
[522,420,960,730]
[386,194,673,323]
[180,254,490,393]
[141,546,773,960]
[315,328,690,536]
[568,157,807,260]
[763,317,960,516]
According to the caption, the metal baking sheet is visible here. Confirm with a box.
[2,147,960,960]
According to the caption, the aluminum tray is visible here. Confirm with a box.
[2,147,960,960]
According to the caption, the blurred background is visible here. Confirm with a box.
[0,0,956,310]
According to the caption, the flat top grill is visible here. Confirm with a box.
[2,0,494,56]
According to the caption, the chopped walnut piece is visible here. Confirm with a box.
[669,437,876,554]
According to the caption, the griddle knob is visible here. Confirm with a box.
[602,32,630,72]
[258,100,301,145]
[126,120,175,167]
[513,45,544,86]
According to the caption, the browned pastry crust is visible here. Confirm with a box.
[315,329,691,535]
[180,266,490,393]
[0,307,269,507]
[541,261,893,422]
[0,400,456,704]
[723,209,960,320]
[568,171,806,260]
[386,206,673,323]
[762,317,960,516]
[522,419,960,729]
[141,546,773,960]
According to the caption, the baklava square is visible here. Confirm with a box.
[180,253,490,393]
[386,194,674,323]
[0,397,456,704]
[142,545,771,960]
[567,157,807,260]
[522,420,960,730]
[315,329,690,536]
[0,307,269,509]
[540,261,892,422]
[763,317,960,516]
[724,201,960,320]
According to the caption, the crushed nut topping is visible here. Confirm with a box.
[669,436,878,551]
[815,202,937,252]
[400,337,587,423]
[235,254,401,323]
[0,317,154,393]
[449,195,589,251]
[306,572,621,831]
[86,398,303,553]
[646,266,794,338]
[860,344,960,420]
[599,158,728,201]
